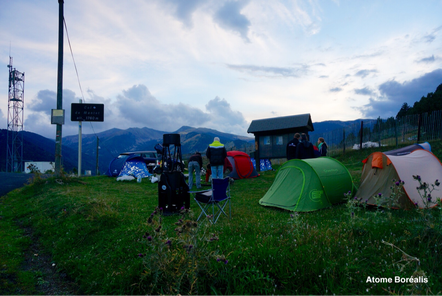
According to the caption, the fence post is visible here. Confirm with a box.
[402,122,405,143]
[440,111,442,140]
[343,129,346,155]
[378,120,381,148]
[417,113,422,142]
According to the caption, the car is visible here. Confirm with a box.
[118,151,159,173]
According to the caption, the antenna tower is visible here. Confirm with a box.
[6,56,25,172]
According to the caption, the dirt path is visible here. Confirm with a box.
[18,227,80,295]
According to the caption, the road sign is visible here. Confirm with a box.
[71,103,104,122]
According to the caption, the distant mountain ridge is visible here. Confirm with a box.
[0,119,372,174]
[309,119,378,145]
[63,126,167,158]
[311,119,372,134]
[0,129,95,173]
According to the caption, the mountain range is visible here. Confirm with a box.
[0,119,368,174]
[0,126,255,174]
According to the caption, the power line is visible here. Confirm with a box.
[63,17,85,103]
[63,18,118,169]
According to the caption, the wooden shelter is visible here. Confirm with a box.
[247,114,314,166]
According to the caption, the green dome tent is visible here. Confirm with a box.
[259,157,356,212]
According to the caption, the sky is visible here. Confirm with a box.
[1,0,442,139]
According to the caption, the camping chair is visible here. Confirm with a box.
[190,177,231,224]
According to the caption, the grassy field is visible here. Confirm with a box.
[1,141,442,295]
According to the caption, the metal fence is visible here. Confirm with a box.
[314,110,442,156]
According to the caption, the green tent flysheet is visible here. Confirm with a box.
[259,157,356,212]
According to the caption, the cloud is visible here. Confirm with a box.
[416,26,442,45]
[355,69,378,79]
[355,87,374,96]
[164,0,206,27]
[28,90,56,114]
[226,64,309,78]
[270,0,322,36]
[22,84,250,138]
[360,69,442,118]
[25,89,82,138]
[114,84,211,131]
[29,89,81,115]
[359,97,400,119]
[352,51,384,60]
[213,0,251,42]
[417,55,436,64]
[423,34,436,43]
[160,0,254,41]
[205,96,248,131]
[422,25,442,43]
[114,85,249,135]
[5,0,442,138]
[379,69,442,103]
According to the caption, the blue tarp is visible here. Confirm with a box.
[259,159,273,171]
[106,154,151,178]
[118,158,151,178]
[251,158,257,169]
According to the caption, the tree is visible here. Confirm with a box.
[358,126,371,142]
[385,116,396,129]
[396,103,411,118]
[344,132,357,145]
[396,83,442,117]
[371,117,384,134]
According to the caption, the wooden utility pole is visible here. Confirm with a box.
[55,0,64,176]
[417,114,422,142]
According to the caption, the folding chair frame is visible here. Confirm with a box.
[190,177,231,224]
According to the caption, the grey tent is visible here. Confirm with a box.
[356,145,440,209]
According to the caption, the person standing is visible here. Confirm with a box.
[286,133,301,160]
[188,151,202,189]
[317,137,328,156]
[296,133,316,159]
[206,137,227,179]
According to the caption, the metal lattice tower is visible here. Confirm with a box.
[6,56,25,172]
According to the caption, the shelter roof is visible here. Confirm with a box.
[247,113,314,134]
